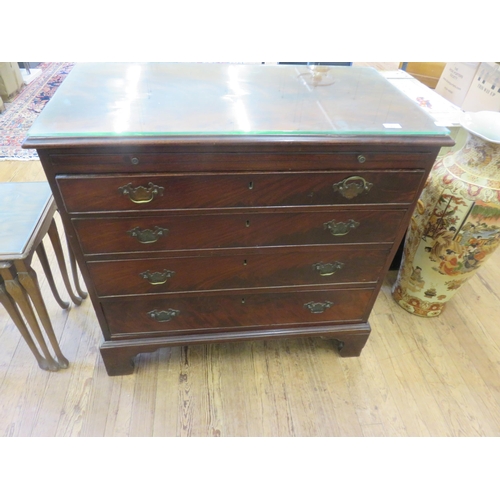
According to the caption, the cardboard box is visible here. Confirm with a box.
[461,62,500,112]
[434,62,480,107]
[399,62,446,89]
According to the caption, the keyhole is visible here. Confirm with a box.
[241,298,245,304]
[243,259,247,266]
[248,181,254,190]
[245,220,250,227]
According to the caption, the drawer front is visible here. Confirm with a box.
[87,245,391,297]
[102,287,375,337]
[49,151,435,174]
[73,209,406,255]
[56,170,425,213]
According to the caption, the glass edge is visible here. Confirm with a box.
[26,129,451,139]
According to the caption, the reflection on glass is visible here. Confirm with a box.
[224,65,251,132]
[26,63,450,138]
[113,64,142,133]
[297,66,336,88]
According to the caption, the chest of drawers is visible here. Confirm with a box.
[23,63,453,375]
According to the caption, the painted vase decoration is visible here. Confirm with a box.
[392,111,500,317]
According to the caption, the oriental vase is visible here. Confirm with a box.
[392,111,500,317]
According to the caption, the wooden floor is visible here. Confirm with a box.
[1,158,500,437]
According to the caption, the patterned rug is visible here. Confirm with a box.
[0,62,75,160]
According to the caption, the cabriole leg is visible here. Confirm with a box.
[36,241,70,310]
[16,261,69,369]
[48,219,82,306]
[0,281,50,370]
[1,265,60,371]
[66,235,88,300]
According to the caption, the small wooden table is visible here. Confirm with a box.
[0,182,87,371]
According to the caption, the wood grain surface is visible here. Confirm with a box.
[56,170,425,213]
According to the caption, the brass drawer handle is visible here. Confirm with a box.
[147,308,180,322]
[118,182,164,204]
[313,261,345,276]
[140,269,176,285]
[127,226,169,244]
[324,219,359,236]
[333,176,373,200]
[304,301,334,313]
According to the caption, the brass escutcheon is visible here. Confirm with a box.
[140,269,176,285]
[332,176,373,200]
[118,182,165,204]
[127,226,168,244]
[304,301,334,313]
[312,261,345,276]
[323,219,360,236]
[147,308,180,322]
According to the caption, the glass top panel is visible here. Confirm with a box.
[27,63,449,138]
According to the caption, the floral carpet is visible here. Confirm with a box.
[0,62,75,160]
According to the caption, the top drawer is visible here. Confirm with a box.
[48,151,436,174]
[56,170,426,213]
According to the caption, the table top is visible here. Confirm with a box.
[0,182,53,259]
[24,63,451,143]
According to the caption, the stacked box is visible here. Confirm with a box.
[434,62,480,107]
[461,62,500,112]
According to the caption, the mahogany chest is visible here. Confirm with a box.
[23,63,453,375]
